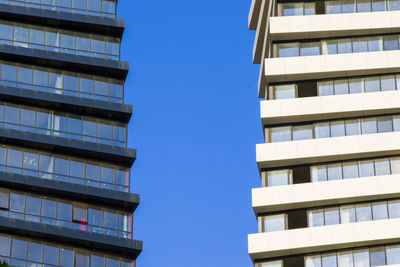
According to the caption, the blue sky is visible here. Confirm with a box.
[119,0,262,266]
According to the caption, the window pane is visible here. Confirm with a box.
[322,40,338,55]
[318,81,334,96]
[17,66,33,85]
[377,116,393,133]
[90,255,105,267]
[83,120,97,137]
[326,0,341,13]
[10,193,25,212]
[391,157,400,174]
[327,163,342,180]
[44,245,58,265]
[367,37,383,52]
[27,242,43,262]
[273,84,296,99]
[314,122,330,138]
[364,76,380,92]
[1,64,16,82]
[39,154,54,174]
[324,207,339,225]
[300,42,320,56]
[389,200,400,218]
[41,198,56,218]
[372,201,388,220]
[340,205,356,224]
[353,38,368,53]
[292,125,313,141]
[57,202,72,221]
[375,158,391,176]
[359,160,375,177]
[11,239,27,259]
[304,3,316,14]
[384,35,399,51]
[361,117,377,134]
[305,255,321,267]
[0,236,10,256]
[67,117,82,135]
[356,203,372,222]
[20,109,35,128]
[76,252,90,267]
[334,79,349,95]
[106,257,120,267]
[357,0,372,11]
[4,105,20,125]
[85,164,99,181]
[98,123,112,140]
[26,196,40,215]
[370,247,386,266]
[267,170,291,186]
[345,119,360,136]
[338,39,352,53]
[100,166,114,184]
[59,248,74,267]
[330,121,345,137]
[381,75,396,91]
[54,157,69,176]
[386,245,400,265]
[33,69,48,87]
[349,78,363,93]
[88,208,102,226]
[48,72,63,89]
[0,190,9,209]
[270,126,291,142]
[309,209,324,227]
[372,0,386,10]
[279,3,303,16]
[311,165,327,182]
[322,253,337,267]
[338,251,354,267]
[103,210,117,229]
[389,0,400,10]
[73,205,87,223]
[278,43,299,57]
[264,214,286,232]
[342,162,359,179]
[354,249,370,267]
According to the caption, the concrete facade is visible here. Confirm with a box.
[248,1,400,266]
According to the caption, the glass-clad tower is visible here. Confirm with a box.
[0,0,142,266]
[248,0,400,266]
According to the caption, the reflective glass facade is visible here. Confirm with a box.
[0,20,120,60]
[0,60,124,103]
[0,0,117,18]
[0,144,130,192]
[0,102,127,147]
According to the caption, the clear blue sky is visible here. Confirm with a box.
[119,1,262,266]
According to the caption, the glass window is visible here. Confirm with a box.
[20,109,35,128]
[54,157,69,176]
[340,205,356,223]
[377,116,393,133]
[278,43,299,57]
[43,245,58,265]
[322,253,337,267]
[309,209,324,227]
[33,68,48,87]
[338,251,354,267]
[278,3,303,16]
[98,123,112,140]
[345,119,360,136]
[300,42,320,56]
[311,165,327,182]
[88,208,102,226]
[41,198,56,218]
[372,201,388,220]
[49,72,63,89]
[13,25,29,45]
[305,255,321,267]
[9,193,24,212]
[73,205,87,223]
[370,247,386,266]
[0,190,9,209]
[270,126,291,142]
[36,111,52,130]
[115,169,129,186]
[360,160,375,177]
[361,117,377,134]
[384,35,399,51]
[381,75,396,91]
[60,32,75,50]
[273,84,296,99]
[364,76,381,92]
[353,38,368,53]
[292,125,313,141]
[7,148,22,169]
[374,158,391,176]
[326,0,341,13]
[264,214,286,232]
[76,252,90,267]
[79,76,94,94]
[4,105,20,126]
[386,245,400,265]
[318,81,334,96]
[394,115,400,131]
[354,249,370,267]
[70,160,84,179]
[91,255,105,267]
[330,121,345,137]
[322,40,338,55]
[53,114,67,133]
[334,79,349,95]
[342,162,359,179]
[17,66,33,85]
[83,120,97,137]
[91,38,105,54]
[94,80,108,96]
[324,207,339,225]
[315,123,330,138]
[267,170,292,186]
[338,39,352,54]
[57,202,72,221]
[39,154,54,174]
[327,163,342,180]
[391,157,400,174]
[59,248,74,267]
[356,203,372,222]
[100,167,114,184]
[389,0,400,10]
[109,83,123,98]
[349,78,363,93]
[0,22,13,41]
[67,116,82,135]
[103,210,117,229]
[1,64,16,82]
[27,241,43,262]
[357,0,372,11]
[88,0,101,11]
[26,195,40,215]
[388,199,400,218]
[367,37,383,52]
[106,257,120,267]
[85,164,99,181]
[11,239,27,259]
[0,236,10,256]
[372,0,386,11]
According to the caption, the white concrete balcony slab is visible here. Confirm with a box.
[253,174,400,214]
[248,218,400,260]
[256,132,400,169]
[270,11,400,41]
[265,50,400,85]
[261,91,400,126]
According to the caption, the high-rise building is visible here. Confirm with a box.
[0,0,142,266]
[248,1,400,267]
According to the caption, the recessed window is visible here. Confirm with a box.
[263,214,287,232]
[272,84,296,100]
[266,169,292,187]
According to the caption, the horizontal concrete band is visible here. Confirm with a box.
[256,131,400,169]
[248,0,263,30]
[265,50,400,85]
[0,128,136,167]
[0,171,139,212]
[248,218,400,260]
[0,3,124,38]
[0,217,142,259]
[253,174,400,215]
[0,85,132,123]
[260,91,400,126]
[270,11,400,41]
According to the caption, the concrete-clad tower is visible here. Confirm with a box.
[0,0,142,265]
[248,1,400,266]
